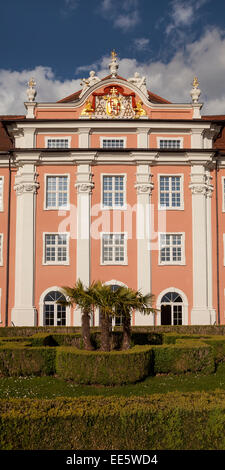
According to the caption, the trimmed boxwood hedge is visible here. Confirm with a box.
[152,341,215,375]
[56,345,154,385]
[0,344,56,377]
[0,392,225,449]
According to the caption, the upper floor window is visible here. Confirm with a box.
[101,138,125,149]
[0,234,3,265]
[159,139,182,149]
[159,233,185,265]
[101,233,127,265]
[159,175,184,210]
[43,233,69,265]
[45,175,69,210]
[102,175,126,209]
[46,138,70,149]
[0,177,3,211]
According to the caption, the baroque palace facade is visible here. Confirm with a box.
[0,51,225,327]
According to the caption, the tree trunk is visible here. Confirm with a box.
[122,314,131,350]
[100,311,111,351]
[81,309,94,350]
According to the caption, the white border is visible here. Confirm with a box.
[44,173,70,210]
[0,176,4,212]
[0,233,3,266]
[101,173,127,210]
[158,232,186,265]
[156,287,188,325]
[158,173,184,210]
[157,136,184,149]
[42,232,70,265]
[222,176,225,212]
[100,232,128,265]
[100,136,127,149]
[39,286,71,326]
[44,136,71,148]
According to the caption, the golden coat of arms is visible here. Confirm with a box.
[104,87,122,117]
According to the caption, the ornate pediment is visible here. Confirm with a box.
[80,85,147,120]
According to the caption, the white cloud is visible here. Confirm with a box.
[134,37,150,51]
[166,0,209,35]
[0,67,80,115]
[100,0,140,31]
[1,27,225,116]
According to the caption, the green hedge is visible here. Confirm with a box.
[0,392,225,449]
[203,336,225,365]
[0,344,56,377]
[152,341,215,374]
[1,325,225,337]
[56,345,154,385]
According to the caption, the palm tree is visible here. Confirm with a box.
[59,280,95,350]
[91,281,116,351]
[114,287,156,350]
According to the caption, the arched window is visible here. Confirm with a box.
[99,284,123,327]
[161,291,183,325]
[43,290,67,326]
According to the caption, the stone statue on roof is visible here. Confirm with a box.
[128,72,148,98]
[26,77,37,102]
[80,70,100,98]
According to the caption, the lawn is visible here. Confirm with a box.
[0,362,225,399]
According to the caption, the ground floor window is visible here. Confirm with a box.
[43,290,67,326]
[161,291,183,325]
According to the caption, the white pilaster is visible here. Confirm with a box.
[190,164,214,324]
[191,128,203,148]
[135,164,154,325]
[137,128,149,148]
[11,163,39,326]
[78,128,90,148]
[74,164,93,326]
[206,170,216,324]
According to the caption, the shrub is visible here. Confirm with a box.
[0,344,56,377]
[56,345,154,385]
[0,392,225,450]
[152,341,215,374]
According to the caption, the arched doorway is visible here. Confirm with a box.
[43,290,67,326]
[160,291,183,325]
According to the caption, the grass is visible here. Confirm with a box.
[0,362,225,399]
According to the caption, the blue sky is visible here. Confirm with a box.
[1,0,225,114]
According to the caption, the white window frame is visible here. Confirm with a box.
[43,232,70,265]
[157,137,183,149]
[45,136,71,149]
[158,174,184,210]
[223,234,225,265]
[100,232,128,265]
[44,174,70,210]
[0,234,3,266]
[101,173,127,210]
[158,232,185,265]
[0,176,4,212]
[222,177,225,212]
[100,137,127,149]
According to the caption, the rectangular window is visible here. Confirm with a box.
[159,175,183,209]
[0,177,3,211]
[101,138,125,149]
[102,233,126,264]
[159,233,184,265]
[46,138,69,148]
[45,175,69,209]
[0,234,3,265]
[102,175,125,208]
[159,139,181,149]
[44,233,69,264]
